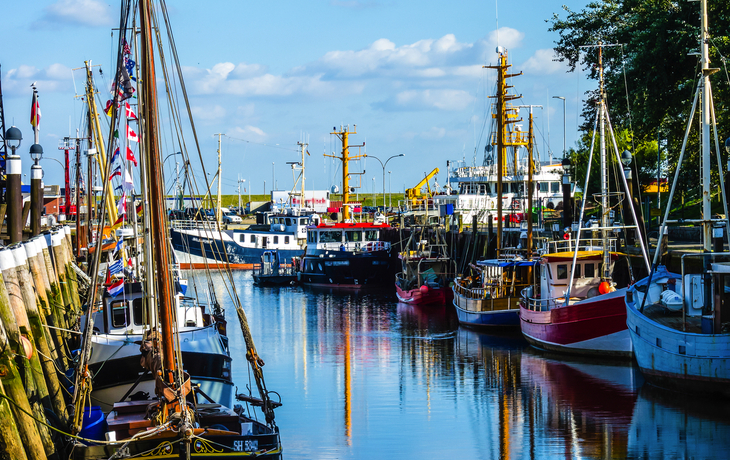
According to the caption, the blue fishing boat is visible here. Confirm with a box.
[625,0,730,396]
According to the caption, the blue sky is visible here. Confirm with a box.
[1,0,591,198]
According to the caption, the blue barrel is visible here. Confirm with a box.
[79,406,108,441]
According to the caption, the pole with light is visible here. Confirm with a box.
[364,153,405,209]
[30,143,43,235]
[552,96,566,160]
[388,171,392,208]
[5,126,23,242]
[621,149,635,245]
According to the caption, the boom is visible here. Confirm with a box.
[406,167,439,204]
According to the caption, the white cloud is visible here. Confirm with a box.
[421,127,446,140]
[379,89,473,111]
[487,27,525,52]
[191,105,227,121]
[40,0,114,27]
[521,49,566,75]
[3,64,72,94]
[231,125,267,140]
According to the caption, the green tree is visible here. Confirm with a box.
[549,0,730,208]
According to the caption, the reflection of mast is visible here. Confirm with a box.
[344,311,352,444]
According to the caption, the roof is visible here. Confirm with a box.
[311,222,390,229]
[477,259,538,268]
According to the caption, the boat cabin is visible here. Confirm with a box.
[538,251,617,303]
[306,222,390,252]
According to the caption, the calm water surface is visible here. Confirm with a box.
[208,271,730,459]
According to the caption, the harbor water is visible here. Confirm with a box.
[211,271,730,459]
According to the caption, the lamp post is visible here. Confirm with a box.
[621,149,635,245]
[5,126,23,243]
[561,157,572,230]
[30,143,44,235]
[364,153,404,209]
[388,171,392,208]
[552,96,566,161]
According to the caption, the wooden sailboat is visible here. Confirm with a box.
[625,0,730,393]
[71,0,282,457]
[520,44,650,358]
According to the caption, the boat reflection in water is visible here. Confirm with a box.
[628,386,730,459]
[223,271,730,459]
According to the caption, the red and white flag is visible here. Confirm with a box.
[125,102,137,120]
[126,146,138,167]
[127,125,139,142]
[30,90,41,130]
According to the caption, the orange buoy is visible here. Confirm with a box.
[599,281,611,295]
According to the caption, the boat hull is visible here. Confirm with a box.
[170,227,302,268]
[452,287,520,327]
[519,288,632,358]
[395,283,452,306]
[626,293,730,396]
[297,249,391,287]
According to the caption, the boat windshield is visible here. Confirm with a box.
[346,230,362,242]
[319,230,342,243]
[364,230,379,241]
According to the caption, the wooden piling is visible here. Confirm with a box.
[0,316,46,460]
[0,378,28,460]
[13,245,69,427]
[0,248,55,456]
[47,231,74,333]
[60,227,82,313]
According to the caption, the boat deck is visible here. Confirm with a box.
[642,303,703,334]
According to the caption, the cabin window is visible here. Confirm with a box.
[585,263,595,278]
[273,236,279,244]
[479,184,487,195]
[319,230,342,243]
[132,298,144,326]
[364,230,379,242]
[551,182,560,193]
[110,300,128,328]
[346,230,362,242]
[307,230,316,243]
[574,264,582,279]
[539,182,549,193]
[502,183,509,194]
[238,234,245,243]
[510,183,519,193]
[286,218,292,226]
[285,236,290,244]
[556,264,568,280]
[299,218,306,225]
[250,235,256,243]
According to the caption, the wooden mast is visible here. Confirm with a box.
[139,0,176,385]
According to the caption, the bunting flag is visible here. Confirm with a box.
[111,147,120,163]
[114,184,124,193]
[105,267,111,285]
[109,165,122,181]
[124,57,136,82]
[104,100,114,117]
[123,39,131,55]
[123,169,135,191]
[127,126,139,142]
[113,238,124,256]
[30,89,41,129]
[125,102,137,120]
[116,62,135,102]
[107,278,124,297]
[116,192,127,215]
[126,146,138,166]
[108,259,124,276]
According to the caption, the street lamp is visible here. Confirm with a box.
[553,96,566,161]
[5,126,22,242]
[388,171,392,208]
[364,153,405,209]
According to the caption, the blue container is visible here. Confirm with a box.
[439,204,454,216]
[79,406,108,442]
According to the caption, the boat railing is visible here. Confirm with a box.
[170,219,219,230]
[520,286,568,312]
[254,262,296,277]
[453,277,532,302]
[542,237,617,255]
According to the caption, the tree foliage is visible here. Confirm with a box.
[549,0,730,198]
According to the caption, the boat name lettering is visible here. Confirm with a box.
[325,260,349,266]
[191,237,212,245]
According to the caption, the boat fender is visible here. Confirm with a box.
[420,285,429,293]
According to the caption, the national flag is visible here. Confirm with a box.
[113,238,124,256]
[126,146,138,166]
[112,215,124,227]
[136,203,143,216]
[116,62,135,102]
[123,39,131,56]
[125,102,137,120]
[111,147,120,163]
[105,267,111,285]
[109,165,122,181]
[114,184,124,193]
[30,90,41,130]
[107,278,124,297]
[113,129,119,139]
[123,169,135,192]
[108,259,124,276]
[127,126,139,143]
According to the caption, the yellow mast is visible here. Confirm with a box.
[485,49,526,256]
[83,61,118,227]
[327,125,365,222]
